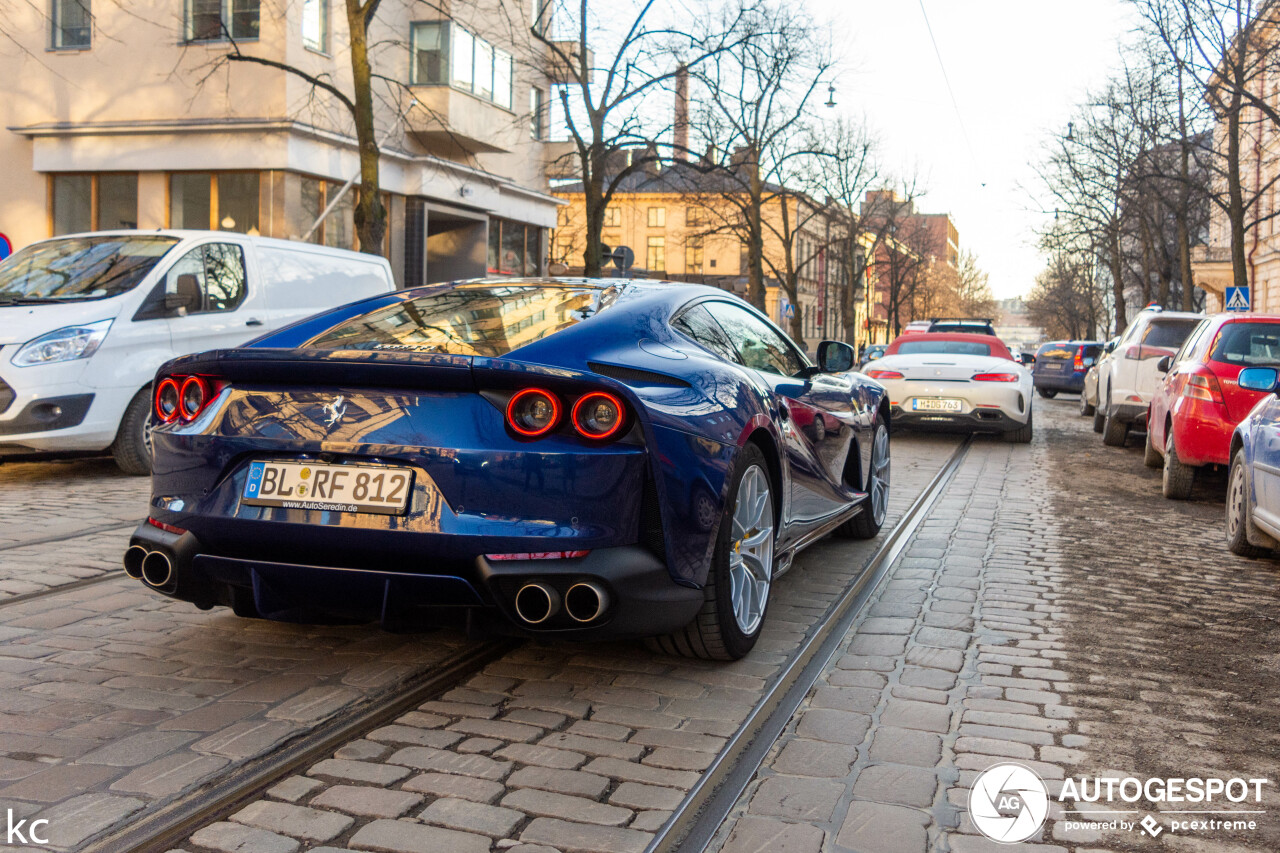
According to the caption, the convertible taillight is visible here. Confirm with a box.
[506,388,561,437]
[866,370,904,380]
[972,372,1020,382]
[155,374,223,423]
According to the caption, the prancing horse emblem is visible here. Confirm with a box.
[322,395,347,429]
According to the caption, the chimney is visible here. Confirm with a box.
[674,64,689,160]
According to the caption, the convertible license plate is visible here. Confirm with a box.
[242,461,412,515]
[912,398,963,412]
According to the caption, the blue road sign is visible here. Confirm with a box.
[0,234,10,262]
[1226,286,1251,312]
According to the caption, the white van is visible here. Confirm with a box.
[0,230,396,473]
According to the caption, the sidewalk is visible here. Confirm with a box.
[711,436,1080,853]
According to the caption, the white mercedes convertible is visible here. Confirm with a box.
[863,332,1033,443]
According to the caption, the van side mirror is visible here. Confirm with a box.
[1238,366,1279,393]
[1156,355,1172,373]
[817,340,855,373]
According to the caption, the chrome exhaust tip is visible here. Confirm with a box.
[564,582,610,624]
[141,550,174,590]
[123,545,148,580]
[514,582,561,625]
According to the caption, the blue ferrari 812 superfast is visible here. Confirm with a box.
[123,279,890,659]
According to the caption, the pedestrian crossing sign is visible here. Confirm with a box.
[1226,286,1250,311]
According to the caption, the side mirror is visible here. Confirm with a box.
[817,340,855,373]
[1238,366,1280,393]
[1104,341,1117,354]
[1156,355,1173,373]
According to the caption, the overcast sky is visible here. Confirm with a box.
[809,0,1138,298]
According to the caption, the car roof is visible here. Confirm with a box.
[886,332,1014,360]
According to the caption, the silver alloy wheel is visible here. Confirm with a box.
[869,425,890,525]
[729,464,774,635]
[1228,459,1247,540]
[143,411,155,460]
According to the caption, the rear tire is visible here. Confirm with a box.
[1102,403,1128,447]
[1162,432,1195,499]
[1080,391,1095,417]
[1003,409,1033,443]
[1227,449,1271,557]
[1143,426,1162,468]
[112,388,154,476]
[1036,388,1057,399]
[836,417,889,539]
[1093,385,1107,433]
[646,443,774,661]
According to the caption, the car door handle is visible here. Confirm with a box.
[245,318,264,327]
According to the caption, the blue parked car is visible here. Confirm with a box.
[123,279,891,660]
[1032,340,1104,398]
[1227,366,1280,557]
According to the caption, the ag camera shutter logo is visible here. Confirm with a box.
[970,762,1050,843]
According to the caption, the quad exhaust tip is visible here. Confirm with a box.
[122,545,147,580]
[140,550,174,590]
[514,582,561,625]
[565,582,609,624]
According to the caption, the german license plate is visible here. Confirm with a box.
[912,398,963,412]
[242,461,412,515]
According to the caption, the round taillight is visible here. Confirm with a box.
[573,392,625,440]
[507,388,560,437]
[155,378,181,423]
[179,376,208,420]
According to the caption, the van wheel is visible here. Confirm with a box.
[112,388,153,476]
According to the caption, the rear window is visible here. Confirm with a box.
[305,284,616,357]
[896,340,992,357]
[931,322,994,335]
[1143,319,1200,349]
[1036,343,1073,359]
[1083,345,1102,359]
[1210,322,1280,366]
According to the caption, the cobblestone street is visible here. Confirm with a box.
[0,400,1278,852]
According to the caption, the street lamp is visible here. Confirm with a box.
[824,83,837,109]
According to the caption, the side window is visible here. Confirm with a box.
[703,301,807,377]
[671,304,739,362]
[1174,320,1210,363]
[160,243,247,315]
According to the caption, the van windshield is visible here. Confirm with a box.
[0,236,180,304]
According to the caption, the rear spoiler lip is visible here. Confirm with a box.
[157,348,477,391]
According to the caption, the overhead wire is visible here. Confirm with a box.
[916,0,983,184]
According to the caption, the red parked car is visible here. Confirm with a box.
[1146,313,1280,498]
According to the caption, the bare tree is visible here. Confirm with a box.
[1027,251,1107,340]
[817,117,882,347]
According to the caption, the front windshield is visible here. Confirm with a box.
[0,236,180,304]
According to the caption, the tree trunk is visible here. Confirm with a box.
[1176,65,1195,312]
[747,156,766,310]
[345,0,385,256]
[582,163,605,278]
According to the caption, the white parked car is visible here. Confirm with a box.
[0,230,396,473]
[864,332,1034,443]
[1097,306,1202,447]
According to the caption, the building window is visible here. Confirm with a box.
[51,0,91,49]
[647,207,665,228]
[51,173,138,235]
[411,22,513,109]
[685,236,703,274]
[489,218,540,276]
[686,206,704,227]
[302,0,327,52]
[604,207,621,227]
[168,172,260,234]
[188,0,260,41]
[324,188,355,250]
[646,236,665,271]
[529,87,546,140]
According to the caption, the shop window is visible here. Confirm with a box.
[218,173,260,233]
[51,173,138,235]
[168,172,259,234]
[489,218,540,276]
[51,0,91,49]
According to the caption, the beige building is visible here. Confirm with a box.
[0,0,561,285]
[551,161,862,347]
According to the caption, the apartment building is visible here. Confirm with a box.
[0,0,560,285]
[551,160,860,347]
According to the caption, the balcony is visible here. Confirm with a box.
[1190,243,1234,296]
[406,87,516,156]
